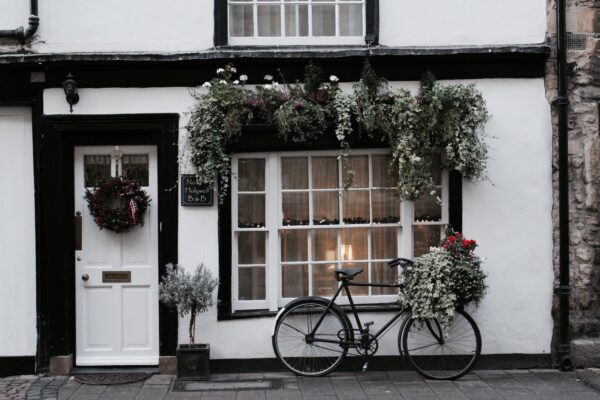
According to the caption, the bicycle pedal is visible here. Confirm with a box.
[364,321,374,327]
[362,361,369,372]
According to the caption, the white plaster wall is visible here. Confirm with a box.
[2,0,214,53]
[43,78,553,359]
[0,107,37,356]
[2,0,547,53]
[379,0,547,46]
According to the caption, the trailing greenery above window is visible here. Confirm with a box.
[184,61,490,203]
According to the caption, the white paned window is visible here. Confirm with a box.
[228,0,365,46]
[232,150,448,311]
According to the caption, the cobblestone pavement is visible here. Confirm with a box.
[3,370,600,400]
[0,375,67,400]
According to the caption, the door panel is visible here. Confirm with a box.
[74,145,159,366]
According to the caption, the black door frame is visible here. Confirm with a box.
[37,114,179,370]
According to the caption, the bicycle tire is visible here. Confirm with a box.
[400,309,481,380]
[272,299,350,376]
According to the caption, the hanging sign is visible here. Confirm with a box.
[181,175,214,206]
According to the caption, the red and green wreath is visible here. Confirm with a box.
[84,177,151,233]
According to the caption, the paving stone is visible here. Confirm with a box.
[398,390,440,400]
[426,381,460,392]
[74,386,107,395]
[145,375,174,386]
[68,395,101,400]
[235,390,266,400]
[265,390,302,400]
[200,391,236,400]
[135,386,169,400]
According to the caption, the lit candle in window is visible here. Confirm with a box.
[341,244,353,261]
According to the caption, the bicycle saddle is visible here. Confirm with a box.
[335,269,363,280]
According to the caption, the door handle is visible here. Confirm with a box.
[81,274,89,281]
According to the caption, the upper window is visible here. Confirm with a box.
[231,150,448,312]
[228,0,366,46]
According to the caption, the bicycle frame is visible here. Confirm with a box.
[308,278,409,349]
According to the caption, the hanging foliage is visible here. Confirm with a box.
[184,61,490,203]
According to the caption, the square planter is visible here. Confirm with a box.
[176,343,210,380]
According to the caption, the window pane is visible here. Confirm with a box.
[429,154,442,185]
[413,225,442,257]
[340,263,368,295]
[312,4,335,36]
[414,191,442,222]
[281,229,308,262]
[372,227,397,260]
[312,157,339,189]
[339,4,362,36]
[298,4,308,36]
[284,4,297,36]
[282,157,308,189]
[342,190,370,224]
[257,5,281,37]
[238,231,266,264]
[349,156,369,188]
[372,155,395,188]
[313,264,338,296]
[282,192,309,225]
[312,229,338,261]
[122,154,149,186]
[313,192,339,225]
[282,264,308,297]
[341,228,368,261]
[238,194,265,228]
[84,155,111,187]
[372,262,397,295]
[238,159,265,191]
[230,4,254,37]
[372,189,399,223]
[239,267,266,300]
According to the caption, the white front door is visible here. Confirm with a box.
[74,145,159,366]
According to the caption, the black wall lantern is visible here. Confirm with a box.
[62,73,79,113]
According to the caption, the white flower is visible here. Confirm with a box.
[219,80,227,85]
[272,82,279,88]
[202,82,211,88]
[320,83,331,90]
[230,67,237,73]
[216,68,225,75]
[263,84,272,90]
[264,74,273,82]
[329,75,339,83]
[430,190,437,196]
[239,74,248,82]
[233,80,240,85]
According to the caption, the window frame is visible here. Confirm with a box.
[214,0,379,47]
[231,149,449,313]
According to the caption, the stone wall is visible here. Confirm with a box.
[546,0,600,366]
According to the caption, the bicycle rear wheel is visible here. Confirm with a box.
[272,299,350,376]
[400,310,481,380]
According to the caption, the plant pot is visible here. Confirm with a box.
[176,343,210,380]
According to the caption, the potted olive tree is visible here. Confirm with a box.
[159,263,219,380]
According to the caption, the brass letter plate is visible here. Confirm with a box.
[102,271,131,283]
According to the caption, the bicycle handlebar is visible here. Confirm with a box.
[388,257,414,268]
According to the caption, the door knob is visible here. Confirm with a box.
[81,274,89,281]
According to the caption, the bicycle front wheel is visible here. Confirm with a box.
[272,300,350,376]
[400,309,481,380]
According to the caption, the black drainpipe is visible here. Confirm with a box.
[0,0,39,42]
[556,0,572,370]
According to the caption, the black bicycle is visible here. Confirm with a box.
[272,258,481,380]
